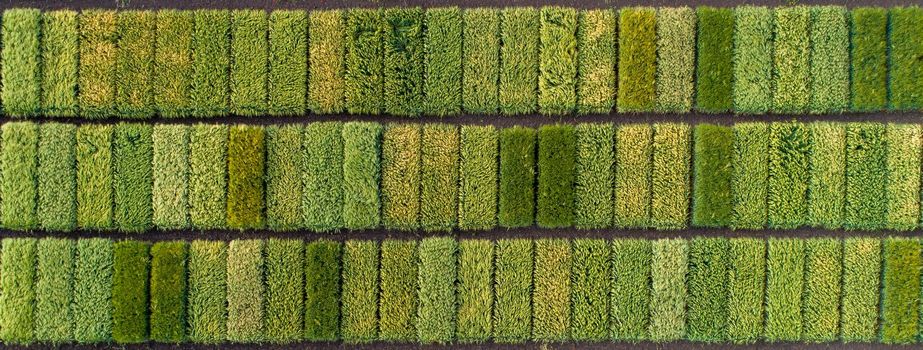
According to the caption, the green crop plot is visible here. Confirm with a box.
[733,6,773,114]
[229,10,268,117]
[41,10,79,117]
[34,238,75,343]
[265,125,302,231]
[574,123,615,229]
[493,239,533,343]
[268,10,308,116]
[538,7,577,115]
[72,238,113,343]
[575,9,617,114]
[686,238,728,342]
[889,7,923,110]
[536,125,576,228]
[149,241,187,343]
[655,7,695,113]
[342,122,382,230]
[456,239,493,342]
[188,124,228,229]
[304,240,341,341]
[115,11,155,118]
[113,123,153,232]
[382,8,424,116]
[767,122,810,229]
[617,7,656,112]
[187,240,228,343]
[378,240,418,342]
[806,122,845,229]
[458,125,498,230]
[0,238,37,344]
[692,124,733,227]
[419,124,459,231]
[885,124,922,230]
[840,237,881,342]
[154,10,194,117]
[152,125,189,229]
[732,123,768,229]
[764,238,804,342]
[695,7,734,113]
[1,122,38,230]
[226,239,264,342]
[191,10,230,117]
[772,6,811,114]
[615,124,652,228]
[850,7,889,112]
[2,9,42,117]
[880,238,921,344]
[809,6,849,113]
[610,239,652,341]
[37,123,77,231]
[344,9,383,115]
[648,239,688,341]
[302,122,343,231]
[264,239,304,342]
[416,237,457,343]
[801,238,842,342]
[341,240,379,343]
[726,238,765,343]
[844,123,887,230]
[498,126,536,228]
[424,8,462,116]
[112,241,150,343]
[462,9,500,114]
[570,239,610,341]
[650,123,690,229]
[499,7,539,115]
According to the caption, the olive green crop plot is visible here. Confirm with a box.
[764,238,805,342]
[493,239,533,343]
[884,124,922,231]
[538,7,578,115]
[341,122,382,230]
[614,124,652,228]
[695,7,734,113]
[113,123,153,232]
[462,8,500,114]
[575,9,616,114]
[655,7,695,113]
[264,239,304,342]
[767,122,810,229]
[532,239,570,341]
[225,239,264,342]
[0,238,37,344]
[226,125,265,229]
[152,125,189,229]
[809,6,849,113]
[304,239,341,341]
[341,240,379,343]
[380,124,422,230]
[617,7,656,112]
[416,237,457,343]
[266,125,303,231]
[692,124,733,228]
[801,238,842,342]
[149,241,187,343]
[112,241,150,343]
[71,238,113,343]
[419,124,459,231]
[34,238,75,343]
[610,239,652,341]
[888,7,923,111]
[880,238,922,344]
[850,7,889,112]
[344,9,384,115]
[458,125,498,230]
[499,7,539,115]
[806,122,845,229]
[840,238,881,342]
[733,6,773,114]
[154,10,194,117]
[844,123,888,230]
[650,123,690,230]
[686,238,728,342]
[188,124,228,229]
[570,239,610,341]
[456,239,493,342]
[498,126,536,228]
[574,123,615,229]
[308,10,346,114]
[378,240,418,342]
[648,239,687,341]
[383,8,424,116]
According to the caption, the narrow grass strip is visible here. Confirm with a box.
[807,122,845,229]
[655,7,695,113]
[188,124,227,229]
[191,10,231,117]
[41,10,79,116]
[649,239,688,341]
[849,7,888,112]
[268,10,308,116]
[423,7,462,116]
[686,237,728,342]
[575,9,617,114]
[264,239,304,342]
[78,10,117,118]
[149,241,187,343]
[809,6,849,113]
[499,7,539,115]
[419,124,459,231]
[152,125,189,229]
[0,238,37,344]
[112,240,150,343]
[538,6,578,115]
[610,239,652,341]
[692,124,733,227]
[187,240,228,343]
[725,238,765,343]
[772,6,810,114]
[462,8,500,114]
[498,126,536,228]
[456,239,493,342]
[382,8,424,116]
[72,238,113,343]
[227,125,265,229]
[733,6,773,114]
[880,237,922,344]
[888,7,923,110]
[229,10,268,116]
[113,123,153,232]
[304,239,341,341]
[651,123,690,229]
[493,239,533,343]
[570,239,610,341]
[1,122,38,229]
[34,238,75,343]
[767,122,810,229]
[764,238,804,342]
[381,124,422,230]
[378,240,418,342]
[266,125,303,231]
[416,237,457,344]
[307,10,346,114]
[115,11,155,118]
[844,123,887,230]
[532,239,570,342]
[615,124,652,228]
[458,125,498,230]
[226,239,264,342]
[342,122,382,230]
[1,9,42,116]
[801,238,842,342]
[537,124,576,228]
[885,124,922,230]
[617,7,656,112]
[341,240,379,343]
[695,7,734,113]
[344,9,383,115]
[840,237,881,342]
[154,10,193,117]
[302,122,343,232]
[732,123,768,229]
[575,123,615,229]
[76,124,113,230]
[37,123,77,231]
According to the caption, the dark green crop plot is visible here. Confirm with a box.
[302,122,343,232]
[574,123,615,229]
[381,124,422,230]
[850,8,889,112]
[113,123,153,232]
[772,6,811,114]
[308,10,346,114]
[538,6,577,115]
[152,125,189,229]
[649,239,688,341]
[226,239,265,342]
[807,122,845,229]
[655,7,695,113]
[692,124,733,227]
[695,7,734,113]
[112,241,150,343]
[570,239,610,341]
[37,123,77,232]
[801,238,842,342]
[889,7,923,110]
[149,241,187,343]
[840,237,881,342]
[304,239,341,341]
[1,122,37,230]
[686,238,728,342]
[726,238,765,344]
[537,124,576,228]
[229,10,268,117]
[41,10,79,117]
[493,239,533,343]
[419,124,459,231]
[191,10,230,117]
[423,7,462,116]
[462,8,500,114]
[498,126,536,228]
[575,9,616,114]
[885,124,922,231]
[617,7,656,112]
[651,123,690,230]
[610,239,652,341]
[115,11,155,118]
[456,239,493,342]
[416,237,457,344]
[732,123,768,229]
[764,238,804,342]
[499,7,539,115]
[733,6,774,114]
[269,10,308,116]
[809,6,849,113]
[615,124,652,228]
[341,240,379,343]
[379,240,419,342]
[844,123,887,230]
[264,239,304,342]
[226,125,264,229]
[458,125,498,230]
[72,238,113,343]
[34,238,75,343]
[154,10,193,117]
[383,8,424,116]
[344,9,384,115]
[187,240,227,343]
[532,239,571,342]
[880,238,921,344]
[767,122,811,229]
[2,9,42,116]
[188,124,227,229]
[266,125,303,231]
[342,122,382,230]
[0,238,37,344]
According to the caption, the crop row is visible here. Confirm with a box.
[0,6,921,118]
[0,236,919,345]
[4,121,923,232]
